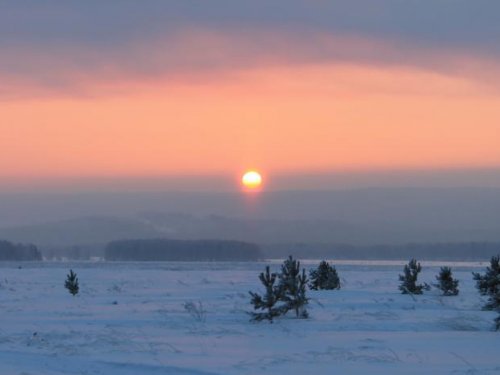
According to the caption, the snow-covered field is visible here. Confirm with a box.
[0,261,498,375]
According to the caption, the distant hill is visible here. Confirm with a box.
[0,187,499,261]
[1,188,500,245]
[0,216,160,248]
[0,213,379,248]
[105,238,262,261]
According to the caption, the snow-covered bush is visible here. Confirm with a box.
[309,260,340,290]
[434,266,459,296]
[399,259,426,295]
[64,269,79,296]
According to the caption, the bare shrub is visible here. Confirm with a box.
[183,301,206,323]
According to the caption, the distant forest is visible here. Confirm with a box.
[3,237,499,262]
[0,240,42,261]
[262,242,500,261]
[104,239,262,261]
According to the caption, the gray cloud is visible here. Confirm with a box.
[1,1,500,97]
[2,1,499,49]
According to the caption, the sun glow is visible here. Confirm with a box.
[242,170,262,190]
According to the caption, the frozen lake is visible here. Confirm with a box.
[0,261,499,374]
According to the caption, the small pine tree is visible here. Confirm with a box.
[309,260,341,290]
[434,266,459,296]
[473,255,500,311]
[399,259,425,295]
[249,266,284,322]
[473,254,500,330]
[64,269,79,296]
[279,256,309,318]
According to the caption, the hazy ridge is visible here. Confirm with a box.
[0,188,499,260]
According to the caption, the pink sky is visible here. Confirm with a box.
[2,63,499,177]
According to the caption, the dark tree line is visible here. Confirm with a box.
[0,240,42,261]
[263,242,500,261]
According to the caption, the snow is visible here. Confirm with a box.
[0,261,499,374]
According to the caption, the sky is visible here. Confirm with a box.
[1,1,500,192]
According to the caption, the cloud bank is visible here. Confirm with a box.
[1,1,500,98]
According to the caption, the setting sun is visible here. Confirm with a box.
[242,171,262,189]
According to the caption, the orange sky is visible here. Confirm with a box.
[1,62,499,183]
[2,3,500,192]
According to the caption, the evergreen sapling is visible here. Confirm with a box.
[309,260,341,290]
[399,259,426,295]
[472,255,500,311]
[279,256,309,318]
[65,269,79,296]
[249,266,284,322]
[434,266,459,296]
[249,256,310,321]
[473,255,500,330]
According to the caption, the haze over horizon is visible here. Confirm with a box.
[1,168,500,194]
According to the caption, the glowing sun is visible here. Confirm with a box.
[242,170,262,189]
